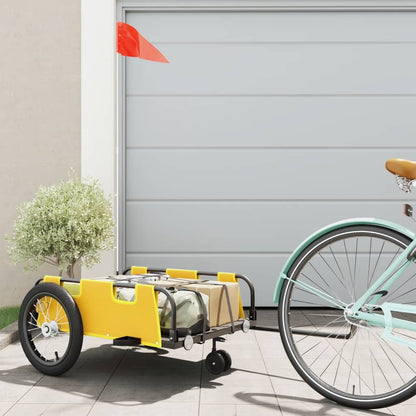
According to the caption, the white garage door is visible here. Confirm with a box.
[119,6,416,305]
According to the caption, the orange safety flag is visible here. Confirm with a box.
[116,22,169,63]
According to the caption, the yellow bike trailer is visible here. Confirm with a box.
[18,267,256,376]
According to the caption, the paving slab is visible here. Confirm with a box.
[0,404,13,416]
[0,312,410,416]
[200,403,282,416]
[3,404,93,416]
[88,401,199,416]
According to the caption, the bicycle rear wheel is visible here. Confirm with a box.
[278,225,416,409]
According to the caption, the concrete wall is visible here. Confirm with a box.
[0,1,81,306]
[81,0,117,278]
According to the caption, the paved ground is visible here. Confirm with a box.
[1,314,416,416]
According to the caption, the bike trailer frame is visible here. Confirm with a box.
[38,267,256,351]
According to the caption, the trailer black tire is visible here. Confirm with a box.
[205,351,226,375]
[19,282,83,376]
[217,349,232,371]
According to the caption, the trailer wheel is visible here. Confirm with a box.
[217,349,232,371]
[205,351,226,375]
[19,282,83,376]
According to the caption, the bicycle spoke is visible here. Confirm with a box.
[28,312,38,325]
[290,298,324,306]
[31,331,43,341]
[320,347,339,378]
[369,338,392,390]
[385,247,402,273]
[308,343,331,370]
[308,262,331,288]
[327,325,377,395]
[300,341,321,357]
[374,336,405,384]
[319,252,351,301]
[367,237,373,288]
[386,271,416,300]
[346,326,360,393]
[36,298,49,323]
[300,272,332,297]
[55,303,63,321]
[300,271,344,307]
[369,330,376,394]
[333,334,345,386]
[358,329,362,395]
[378,332,416,374]
[344,240,356,300]
[311,322,376,395]
[55,314,69,324]
[389,286,416,304]
[353,237,358,290]
[293,315,346,344]
[369,241,385,287]
[393,330,416,342]
[329,246,354,302]
[290,278,347,309]
[45,297,52,322]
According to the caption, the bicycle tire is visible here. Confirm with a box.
[278,224,416,409]
[19,282,83,376]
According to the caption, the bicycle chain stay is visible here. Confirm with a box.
[379,302,416,350]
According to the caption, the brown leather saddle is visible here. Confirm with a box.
[386,158,416,180]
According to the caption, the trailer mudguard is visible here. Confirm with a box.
[273,218,415,305]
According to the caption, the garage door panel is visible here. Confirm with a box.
[121,7,416,305]
[125,201,408,252]
[127,11,416,43]
[126,44,416,95]
[126,148,409,200]
[126,96,416,148]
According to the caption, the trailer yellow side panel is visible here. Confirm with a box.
[43,276,162,348]
[218,272,245,319]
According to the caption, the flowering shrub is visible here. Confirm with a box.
[6,178,114,278]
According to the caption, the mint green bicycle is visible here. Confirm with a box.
[274,158,416,409]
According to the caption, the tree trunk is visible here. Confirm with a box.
[65,258,81,279]
[66,263,75,279]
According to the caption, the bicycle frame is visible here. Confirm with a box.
[274,217,416,348]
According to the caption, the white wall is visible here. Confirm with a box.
[81,0,117,277]
[0,0,81,307]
